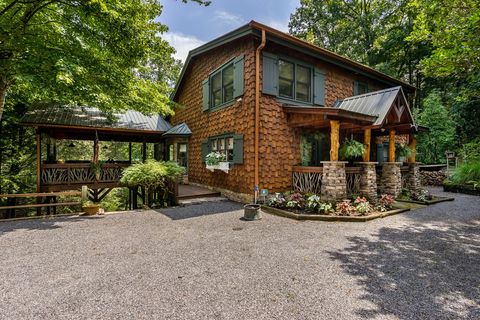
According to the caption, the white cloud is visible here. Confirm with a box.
[263,18,289,33]
[214,10,245,27]
[162,32,205,62]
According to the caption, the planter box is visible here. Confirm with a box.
[444,184,480,196]
[396,196,455,205]
[206,162,231,173]
[261,205,409,222]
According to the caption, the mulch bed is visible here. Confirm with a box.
[443,184,480,196]
[261,205,410,222]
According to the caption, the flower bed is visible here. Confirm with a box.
[396,188,454,204]
[264,192,402,221]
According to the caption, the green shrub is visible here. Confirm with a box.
[450,162,480,185]
[120,160,185,190]
[339,138,365,160]
[459,137,480,163]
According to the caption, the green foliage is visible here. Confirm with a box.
[0,0,210,120]
[396,145,413,158]
[450,163,480,185]
[414,92,455,164]
[459,137,480,163]
[205,152,226,166]
[339,138,365,160]
[120,160,184,190]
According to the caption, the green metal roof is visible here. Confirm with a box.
[334,86,415,126]
[163,122,192,136]
[20,104,172,133]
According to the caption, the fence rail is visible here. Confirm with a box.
[41,163,129,186]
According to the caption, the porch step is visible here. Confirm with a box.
[178,196,228,206]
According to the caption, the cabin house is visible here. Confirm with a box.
[170,21,423,202]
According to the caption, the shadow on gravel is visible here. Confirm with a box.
[329,223,480,319]
[155,201,244,220]
[0,216,101,236]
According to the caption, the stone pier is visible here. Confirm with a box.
[355,162,378,202]
[321,161,347,201]
[380,162,402,197]
[406,162,421,192]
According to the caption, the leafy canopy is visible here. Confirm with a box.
[0,0,208,120]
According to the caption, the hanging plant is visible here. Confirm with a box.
[339,138,365,160]
[397,144,413,158]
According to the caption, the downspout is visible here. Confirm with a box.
[255,29,266,198]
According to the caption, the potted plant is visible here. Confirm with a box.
[90,161,104,180]
[82,200,101,216]
[339,138,365,161]
[205,152,226,171]
[396,144,412,162]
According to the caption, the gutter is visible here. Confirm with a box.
[255,29,266,195]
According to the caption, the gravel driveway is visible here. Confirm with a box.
[1,188,479,320]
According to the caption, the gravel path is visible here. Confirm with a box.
[1,188,479,320]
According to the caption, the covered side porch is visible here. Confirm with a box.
[286,87,425,201]
[20,105,192,207]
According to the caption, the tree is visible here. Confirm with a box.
[414,92,455,164]
[0,0,209,121]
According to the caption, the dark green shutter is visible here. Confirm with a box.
[233,55,244,98]
[314,69,325,106]
[201,140,209,163]
[262,52,278,95]
[376,143,384,164]
[233,134,244,164]
[202,79,209,111]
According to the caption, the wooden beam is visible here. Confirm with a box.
[408,134,417,163]
[330,120,340,161]
[363,128,371,162]
[388,129,396,162]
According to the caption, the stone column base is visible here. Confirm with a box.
[380,162,402,197]
[355,162,378,202]
[407,162,421,192]
[321,161,347,201]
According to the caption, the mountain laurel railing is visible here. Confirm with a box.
[41,163,129,186]
[293,166,363,196]
[292,166,323,194]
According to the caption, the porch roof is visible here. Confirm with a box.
[20,103,172,134]
[163,122,192,137]
[334,86,415,127]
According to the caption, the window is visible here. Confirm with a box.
[354,81,369,95]
[202,134,243,164]
[177,143,188,168]
[277,59,312,103]
[202,55,244,111]
[262,53,324,106]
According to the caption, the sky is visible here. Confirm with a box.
[160,0,300,62]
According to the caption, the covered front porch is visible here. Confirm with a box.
[286,87,425,200]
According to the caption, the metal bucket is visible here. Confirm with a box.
[243,204,262,221]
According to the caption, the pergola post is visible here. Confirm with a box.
[363,128,371,162]
[388,129,396,162]
[36,130,41,193]
[329,120,340,161]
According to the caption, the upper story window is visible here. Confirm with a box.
[202,55,244,111]
[354,81,369,95]
[262,53,324,106]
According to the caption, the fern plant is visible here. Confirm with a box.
[339,138,365,160]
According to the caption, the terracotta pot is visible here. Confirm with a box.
[83,205,100,216]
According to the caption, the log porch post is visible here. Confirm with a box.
[329,120,340,161]
[363,128,371,162]
[388,129,396,162]
[36,130,41,193]
[407,134,417,163]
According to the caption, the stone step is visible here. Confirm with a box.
[178,196,229,206]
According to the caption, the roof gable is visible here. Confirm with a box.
[335,86,415,127]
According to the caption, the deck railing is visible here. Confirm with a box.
[40,163,129,186]
[292,166,362,195]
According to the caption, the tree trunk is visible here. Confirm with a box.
[0,81,8,123]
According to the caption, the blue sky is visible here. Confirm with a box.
[160,0,300,61]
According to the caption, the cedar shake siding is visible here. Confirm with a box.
[171,24,412,195]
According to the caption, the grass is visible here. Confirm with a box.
[450,162,480,185]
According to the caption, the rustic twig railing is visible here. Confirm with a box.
[41,163,129,186]
[345,167,362,195]
[292,166,323,194]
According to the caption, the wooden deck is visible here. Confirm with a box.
[177,185,221,200]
